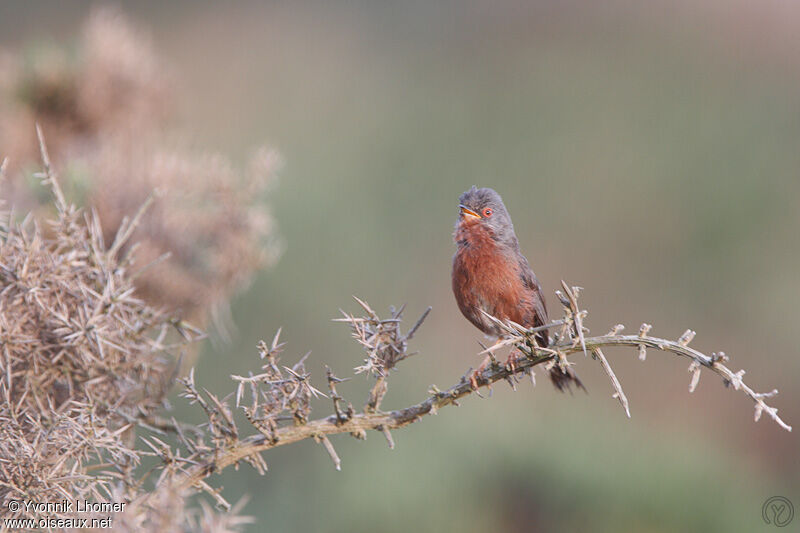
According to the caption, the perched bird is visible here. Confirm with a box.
[451,186,584,392]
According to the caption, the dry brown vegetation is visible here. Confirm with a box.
[1,139,201,529]
[0,7,279,530]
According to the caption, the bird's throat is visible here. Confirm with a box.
[455,221,495,250]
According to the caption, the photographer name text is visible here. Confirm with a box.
[15,499,124,514]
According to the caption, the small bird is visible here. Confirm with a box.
[451,186,584,392]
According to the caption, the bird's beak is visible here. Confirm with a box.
[459,205,481,221]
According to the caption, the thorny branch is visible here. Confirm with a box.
[135,284,790,510]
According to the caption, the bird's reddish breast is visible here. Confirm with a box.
[452,223,527,334]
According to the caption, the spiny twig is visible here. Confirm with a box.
[591,347,630,418]
[136,286,790,505]
[35,123,67,213]
[335,300,431,413]
[556,281,587,356]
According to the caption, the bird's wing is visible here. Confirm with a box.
[517,254,548,345]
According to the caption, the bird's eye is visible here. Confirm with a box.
[482,208,493,218]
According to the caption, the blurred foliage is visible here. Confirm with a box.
[0,7,281,337]
[2,1,799,532]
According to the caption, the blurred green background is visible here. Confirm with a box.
[2,1,799,531]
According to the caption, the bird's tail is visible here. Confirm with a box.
[535,328,587,393]
[548,365,586,394]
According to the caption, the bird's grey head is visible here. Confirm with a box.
[456,186,517,246]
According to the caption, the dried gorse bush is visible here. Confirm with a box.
[0,8,279,529]
[1,141,203,526]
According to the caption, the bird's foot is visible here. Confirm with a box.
[505,351,522,373]
[469,370,480,391]
[469,355,493,391]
